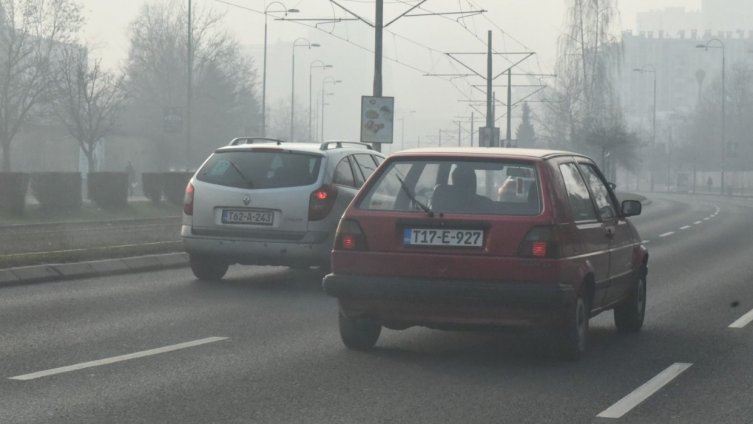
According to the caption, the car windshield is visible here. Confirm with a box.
[359,159,540,215]
[196,150,322,189]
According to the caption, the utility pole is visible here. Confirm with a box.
[329,0,459,151]
[486,31,493,145]
[457,120,462,146]
[186,0,192,170]
[470,111,474,146]
[506,69,512,146]
[373,0,384,152]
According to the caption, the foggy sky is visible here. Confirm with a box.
[80,0,704,148]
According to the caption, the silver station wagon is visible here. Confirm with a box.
[181,139,385,280]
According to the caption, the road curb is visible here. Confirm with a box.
[0,252,189,288]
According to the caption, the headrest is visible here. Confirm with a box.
[452,167,476,190]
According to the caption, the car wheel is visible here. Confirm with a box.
[559,290,589,360]
[338,309,381,350]
[614,272,647,333]
[189,255,228,281]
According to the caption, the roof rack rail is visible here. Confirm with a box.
[229,137,286,146]
[319,141,373,151]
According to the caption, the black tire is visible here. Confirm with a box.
[614,272,647,333]
[559,290,589,360]
[338,309,381,350]
[189,255,229,281]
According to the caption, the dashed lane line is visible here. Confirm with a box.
[596,363,693,419]
[9,337,228,381]
[679,225,691,230]
[694,221,702,225]
[659,232,675,238]
[729,309,753,329]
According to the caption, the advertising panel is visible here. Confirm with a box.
[360,96,394,144]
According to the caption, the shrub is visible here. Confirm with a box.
[142,172,163,203]
[30,172,82,212]
[0,172,30,215]
[88,172,128,209]
[162,172,193,205]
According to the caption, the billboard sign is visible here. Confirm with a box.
[360,96,394,144]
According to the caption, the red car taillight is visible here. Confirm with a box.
[518,225,560,258]
[183,182,194,216]
[334,219,368,251]
[309,185,338,221]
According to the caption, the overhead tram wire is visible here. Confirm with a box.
[212,0,485,108]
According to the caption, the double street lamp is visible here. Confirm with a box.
[291,38,319,142]
[697,38,726,195]
[633,65,657,192]
[321,77,342,141]
[262,2,298,137]
[309,60,332,141]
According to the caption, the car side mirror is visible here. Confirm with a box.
[621,199,642,217]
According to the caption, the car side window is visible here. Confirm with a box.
[353,154,379,188]
[579,163,616,220]
[559,162,597,222]
[333,157,356,188]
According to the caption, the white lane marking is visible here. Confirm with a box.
[596,363,693,419]
[694,221,702,225]
[703,218,710,221]
[679,225,691,230]
[729,309,753,329]
[642,240,651,244]
[659,232,674,238]
[9,337,228,381]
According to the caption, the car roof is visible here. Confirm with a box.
[215,141,380,155]
[390,147,590,162]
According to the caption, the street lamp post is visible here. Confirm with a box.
[634,65,657,192]
[291,38,319,142]
[697,39,726,195]
[309,60,332,141]
[262,3,298,138]
[320,77,341,141]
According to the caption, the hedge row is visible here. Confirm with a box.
[142,172,193,205]
[0,171,194,215]
[88,172,128,210]
[0,173,30,215]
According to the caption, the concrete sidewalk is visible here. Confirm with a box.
[0,252,189,287]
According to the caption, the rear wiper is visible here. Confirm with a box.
[395,174,433,216]
[227,160,254,188]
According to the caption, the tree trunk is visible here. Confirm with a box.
[86,150,97,173]
[1,141,10,172]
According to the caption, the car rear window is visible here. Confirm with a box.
[359,158,541,215]
[196,150,322,189]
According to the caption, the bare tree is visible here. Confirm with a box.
[124,0,260,170]
[542,0,638,173]
[0,0,82,171]
[52,45,126,172]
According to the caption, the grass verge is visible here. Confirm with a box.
[0,201,181,226]
[0,241,184,269]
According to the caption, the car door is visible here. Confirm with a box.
[578,161,632,306]
[559,161,611,308]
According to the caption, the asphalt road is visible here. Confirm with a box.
[2,193,753,423]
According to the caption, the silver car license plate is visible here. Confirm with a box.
[222,209,274,225]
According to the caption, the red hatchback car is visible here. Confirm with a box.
[323,148,647,359]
